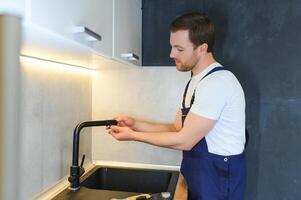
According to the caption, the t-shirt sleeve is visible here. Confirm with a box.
[189,76,229,120]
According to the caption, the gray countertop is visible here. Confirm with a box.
[52,187,140,200]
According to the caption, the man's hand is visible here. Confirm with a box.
[108,125,136,141]
[114,116,136,129]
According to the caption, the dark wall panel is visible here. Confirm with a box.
[142,0,301,199]
[256,100,301,200]
[142,0,205,66]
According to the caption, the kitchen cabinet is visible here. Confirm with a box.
[29,0,113,57]
[0,0,25,17]
[113,0,142,66]
[27,0,141,66]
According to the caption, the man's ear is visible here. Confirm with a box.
[199,43,208,53]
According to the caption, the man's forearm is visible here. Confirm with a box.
[133,120,177,132]
[132,130,191,151]
[131,113,213,151]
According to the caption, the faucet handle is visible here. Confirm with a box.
[80,154,86,168]
[79,154,86,177]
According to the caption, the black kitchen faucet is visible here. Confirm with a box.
[68,120,118,191]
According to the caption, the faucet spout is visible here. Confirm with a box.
[68,120,118,191]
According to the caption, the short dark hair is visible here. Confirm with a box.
[169,12,215,52]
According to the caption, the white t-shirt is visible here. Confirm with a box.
[182,62,246,156]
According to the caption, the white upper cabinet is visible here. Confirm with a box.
[27,0,142,66]
[0,0,25,15]
[29,0,113,57]
[113,0,142,66]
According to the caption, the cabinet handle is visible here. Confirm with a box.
[120,53,139,61]
[73,26,102,41]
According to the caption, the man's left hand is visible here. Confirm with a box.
[108,125,135,141]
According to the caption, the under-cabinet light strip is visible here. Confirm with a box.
[20,54,96,71]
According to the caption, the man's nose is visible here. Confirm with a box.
[170,48,175,58]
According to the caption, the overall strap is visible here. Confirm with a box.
[182,67,226,108]
[182,79,192,108]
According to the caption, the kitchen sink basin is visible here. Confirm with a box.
[81,167,179,193]
[52,166,179,200]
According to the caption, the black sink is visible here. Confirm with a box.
[52,166,179,200]
[81,167,178,194]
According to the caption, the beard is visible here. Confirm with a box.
[175,59,198,72]
[176,64,193,72]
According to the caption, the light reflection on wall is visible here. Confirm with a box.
[20,55,95,76]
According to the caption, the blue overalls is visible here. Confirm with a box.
[180,67,246,200]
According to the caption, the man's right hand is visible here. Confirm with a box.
[114,116,136,129]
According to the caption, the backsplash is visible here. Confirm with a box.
[91,55,189,166]
[19,57,92,199]
[13,46,189,199]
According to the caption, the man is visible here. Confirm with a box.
[107,12,246,200]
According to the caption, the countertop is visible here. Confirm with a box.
[52,187,141,200]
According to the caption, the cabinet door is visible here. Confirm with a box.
[113,0,142,66]
[0,0,25,16]
[29,0,113,57]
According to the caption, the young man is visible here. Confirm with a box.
[108,12,246,200]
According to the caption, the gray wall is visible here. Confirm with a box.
[18,52,92,199]
[92,56,187,166]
